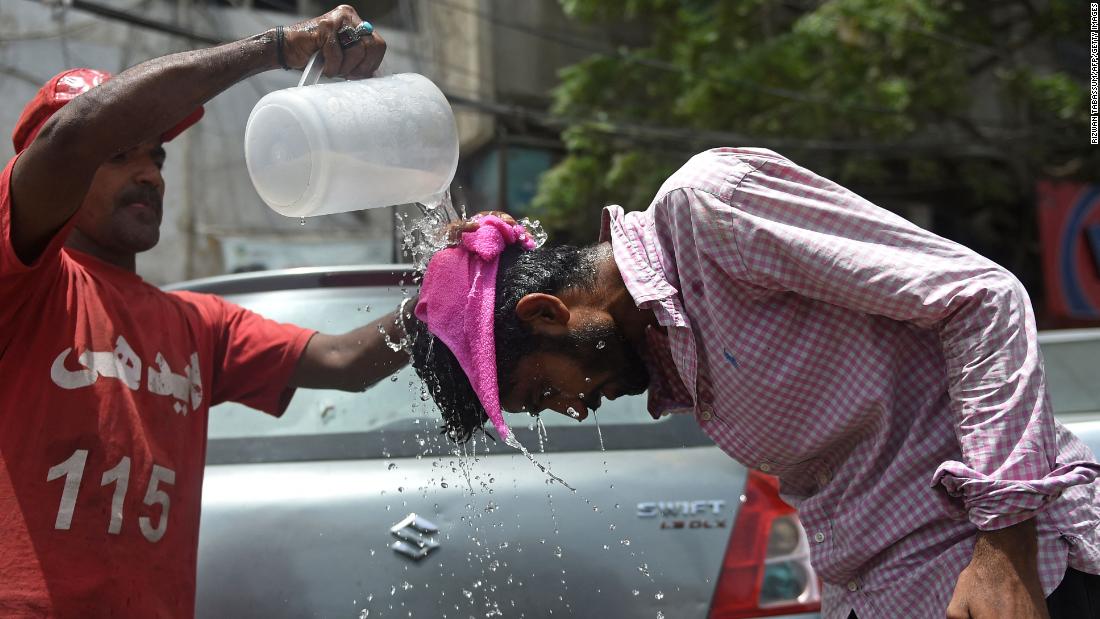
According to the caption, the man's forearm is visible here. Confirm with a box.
[292,308,413,392]
[42,34,276,164]
[340,313,413,390]
[973,519,1040,576]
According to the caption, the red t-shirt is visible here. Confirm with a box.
[0,155,315,618]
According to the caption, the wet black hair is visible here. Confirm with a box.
[410,244,601,443]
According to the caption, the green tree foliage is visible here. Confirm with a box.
[530,0,1094,276]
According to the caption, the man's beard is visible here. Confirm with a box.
[564,319,650,398]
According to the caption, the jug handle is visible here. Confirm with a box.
[298,51,324,87]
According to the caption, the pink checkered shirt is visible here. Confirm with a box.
[600,148,1100,619]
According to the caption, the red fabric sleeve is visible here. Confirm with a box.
[1,153,81,355]
[0,153,79,280]
[173,291,316,416]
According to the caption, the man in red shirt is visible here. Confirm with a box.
[0,7,410,617]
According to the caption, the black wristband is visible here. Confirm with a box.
[275,26,289,70]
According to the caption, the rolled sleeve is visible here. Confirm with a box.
[656,148,1100,531]
[933,461,1100,530]
[923,273,1100,530]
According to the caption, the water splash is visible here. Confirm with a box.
[504,434,575,491]
[519,217,548,248]
[402,191,548,272]
[400,191,458,271]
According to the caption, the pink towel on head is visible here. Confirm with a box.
[415,216,536,443]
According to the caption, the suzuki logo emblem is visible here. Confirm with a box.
[390,513,440,561]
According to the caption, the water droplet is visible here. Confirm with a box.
[655,591,664,600]
[631,589,640,596]
[620,539,630,546]
[553,546,563,558]
[397,486,404,492]
[387,463,397,470]
[595,340,606,350]
[440,482,449,488]
[656,612,665,619]
[299,217,306,226]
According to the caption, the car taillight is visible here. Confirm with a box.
[708,471,821,618]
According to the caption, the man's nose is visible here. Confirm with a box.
[133,159,164,191]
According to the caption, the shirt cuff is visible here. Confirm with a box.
[931,460,1100,530]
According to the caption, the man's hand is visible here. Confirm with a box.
[446,211,518,244]
[946,519,1048,619]
[281,5,386,78]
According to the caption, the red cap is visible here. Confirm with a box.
[12,68,205,154]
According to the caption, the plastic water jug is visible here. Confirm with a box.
[244,53,460,217]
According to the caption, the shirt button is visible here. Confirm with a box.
[699,406,713,421]
[759,463,772,473]
[813,532,825,543]
[847,580,859,592]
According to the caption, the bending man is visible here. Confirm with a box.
[412,147,1100,619]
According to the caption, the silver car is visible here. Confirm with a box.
[168,266,1099,619]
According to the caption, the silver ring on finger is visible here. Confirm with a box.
[337,25,361,49]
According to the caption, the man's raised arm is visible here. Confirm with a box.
[9,5,385,264]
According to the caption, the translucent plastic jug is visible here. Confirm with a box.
[244,54,459,217]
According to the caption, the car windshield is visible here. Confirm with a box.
[1041,334,1100,417]
[205,285,664,439]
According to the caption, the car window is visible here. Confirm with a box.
[1041,336,1100,416]
[207,285,666,440]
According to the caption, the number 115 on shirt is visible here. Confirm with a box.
[47,448,176,543]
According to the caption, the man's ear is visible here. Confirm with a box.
[515,293,570,335]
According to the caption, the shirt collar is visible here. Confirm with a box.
[600,205,687,328]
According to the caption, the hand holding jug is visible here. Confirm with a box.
[276,5,386,78]
[246,17,459,218]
